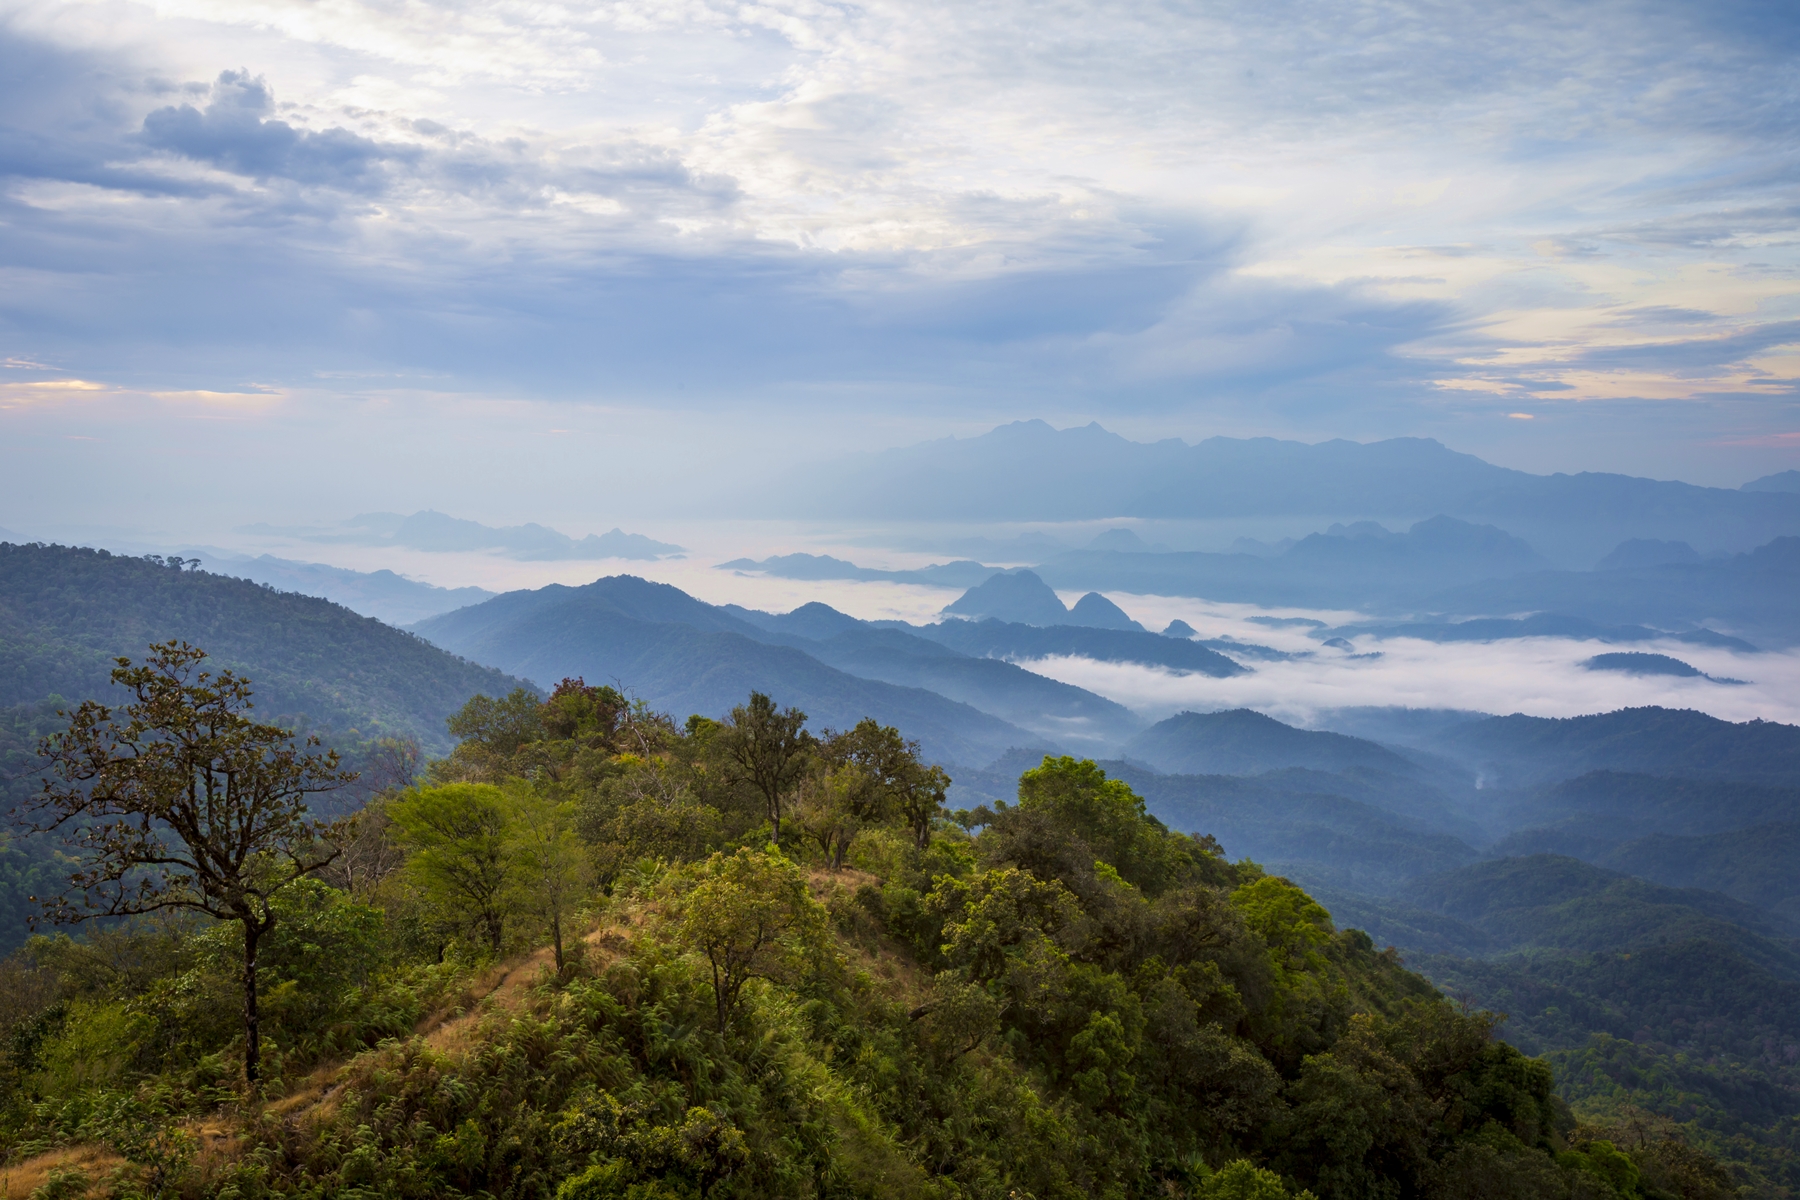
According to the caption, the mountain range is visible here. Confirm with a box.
[781,420,1800,563]
[408,575,1127,764]
[239,510,684,561]
[7,537,1799,1182]
[0,542,523,758]
[725,507,1800,646]
[186,551,496,625]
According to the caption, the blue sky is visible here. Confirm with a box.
[2,0,1798,532]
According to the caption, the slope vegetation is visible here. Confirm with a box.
[2,684,1713,1200]
[0,542,524,757]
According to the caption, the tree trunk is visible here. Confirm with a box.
[243,921,262,1086]
[486,910,504,956]
[712,960,727,1032]
[550,907,565,973]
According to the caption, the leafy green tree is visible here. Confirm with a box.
[26,642,354,1084]
[928,867,1082,983]
[1560,1139,1642,1198]
[576,754,725,890]
[191,877,386,1045]
[809,719,947,860]
[1016,755,1196,893]
[505,785,591,972]
[538,677,627,745]
[1202,1160,1316,1200]
[674,848,829,1031]
[718,693,812,844]
[439,688,546,780]
[390,783,514,955]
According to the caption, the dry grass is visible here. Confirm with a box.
[0,1143,124,1198]
[247,910,639,1146]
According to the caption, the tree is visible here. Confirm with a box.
[1202,1160,1316,1200]
[719,693,812,845]
[805,719,947,864]
[505,784,590,972]
[1016,756,1190,892]
[390,783,514,956]
[675,848,828,1031]
[27,641,354,1085]
[439,688,545,781]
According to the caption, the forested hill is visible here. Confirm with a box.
[0,679,1739,1199]
[0,542,525,757]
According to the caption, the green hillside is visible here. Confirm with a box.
[1599,824,1800,920]
[1341,856,1800,1192]
[0,681,1729,1200]
[0,542,525,757]
[1439,708,1800,789]
[0,543,531,957]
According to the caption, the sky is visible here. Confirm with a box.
[2,0,1800,535]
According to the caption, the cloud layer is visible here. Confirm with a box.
[1,0,1798,515]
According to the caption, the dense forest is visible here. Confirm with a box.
[0,543,524,760]
[0,544,533,961]
[0,650,1748,1199]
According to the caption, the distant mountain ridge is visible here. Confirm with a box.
[408,575,1120,764]
[1030,515,1552,610]
[1326,613,1757,651]
[1423,535,1800,646]
[1437,706,1800,788]
[1124,709,1418,776]
[719,553,997,588]
[241,511,683,561]
[189,552,494,625]
[783,420,1800,562]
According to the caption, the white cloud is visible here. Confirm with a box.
[1019,636,1800,728]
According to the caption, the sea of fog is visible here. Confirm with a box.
[83,519,1800,730]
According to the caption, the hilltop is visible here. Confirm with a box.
[0,680,1727,1200]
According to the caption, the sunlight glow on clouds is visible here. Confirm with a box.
[1,0,1798,493]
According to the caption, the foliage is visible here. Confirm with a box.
[26,643,356,1083]
[717,692,813,844]
[672,848,832,1031]
[508,785,592,973]
[0,676,1751,1200]
[389,783,515,955]
[1393,855,1800,1193]
[0,541,524,760]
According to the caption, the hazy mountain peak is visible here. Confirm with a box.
[1742,469,1800,493]
[1087,527,1154,551]
[1068,592,1145,631]
[941,569,1069,625]
[1123,707,1413,776]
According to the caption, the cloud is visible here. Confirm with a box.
[0,0,1797,501]
[140,70,410,189]
[1019,638,1800,728]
